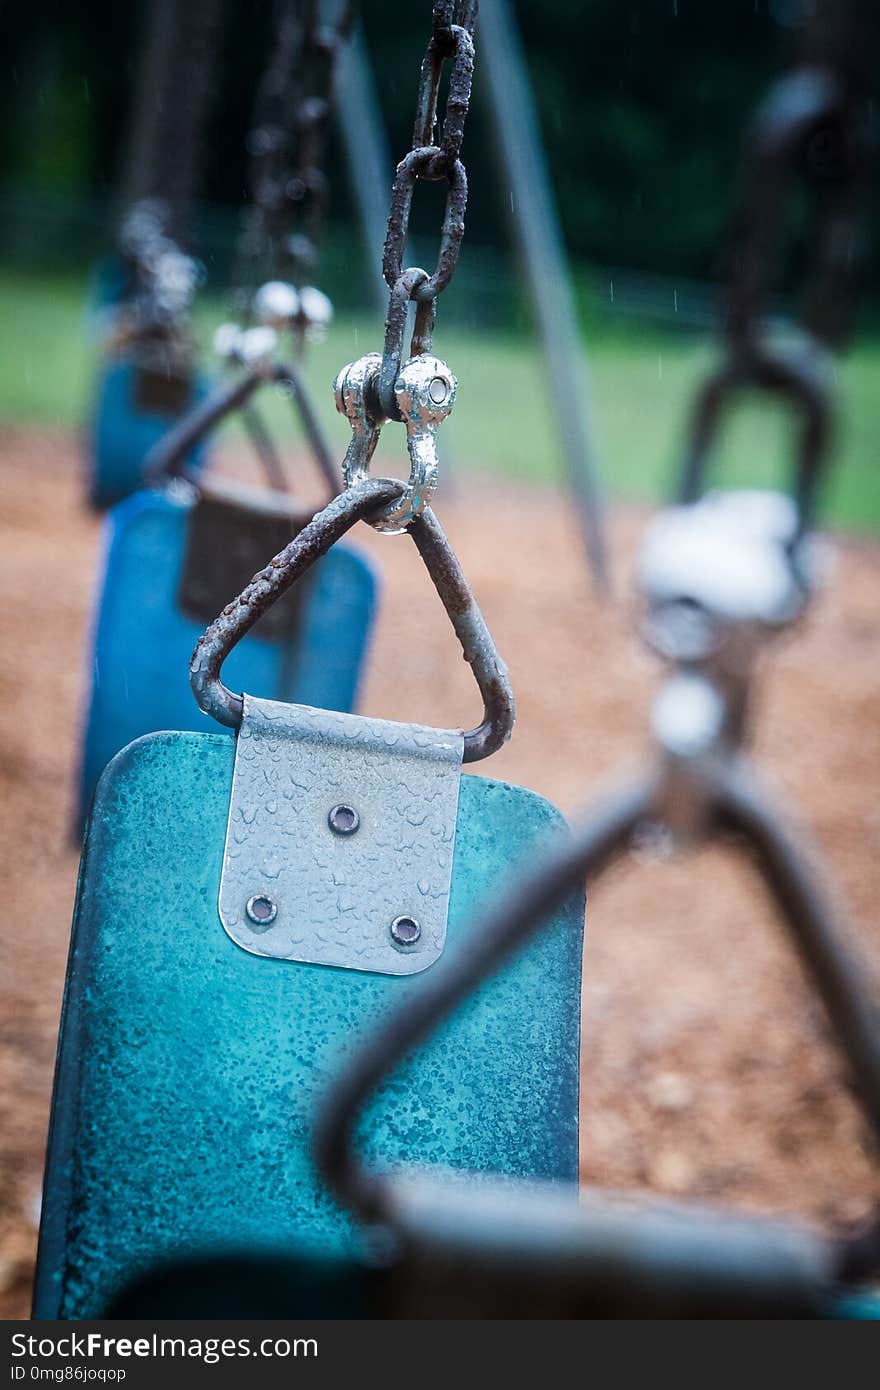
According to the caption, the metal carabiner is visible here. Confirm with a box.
[190,478,514,763]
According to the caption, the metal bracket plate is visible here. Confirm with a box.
[219,694,464,975]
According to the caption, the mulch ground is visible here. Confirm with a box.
[1,423,878,1317]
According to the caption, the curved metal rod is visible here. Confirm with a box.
[711,755,880,1144]
[315,749,880,1231]
[382,1174,839,1318]
[143,361,341,497]
[313,772,658,1222]
[190,479,515,764]
[241,404,288,494]
[279,361,341,496]
[676,342,832,533]
[101,1195,867,1317]
[378,267,429,420]
[143,367,268,485]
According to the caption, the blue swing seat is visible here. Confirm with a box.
[89,357,211,510]
[77,486,378,825]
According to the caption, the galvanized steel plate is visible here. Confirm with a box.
[219,694,463,974]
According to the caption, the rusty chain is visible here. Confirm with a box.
[375,0,478,419]
[725,1,874,362]
[188,4,512,735]
[327,2,479,535]
[115,0,222,344]
[233,0,353,320]
[208,1,354,494]
[678,0,874,532]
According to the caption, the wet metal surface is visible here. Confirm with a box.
[220,695,462,975]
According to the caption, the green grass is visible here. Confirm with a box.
[0,269,877,533]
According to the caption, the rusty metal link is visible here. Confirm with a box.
[678,342,832,534]
[382,149,468,306]
[374,0,477,402]
[411,0,477,170]
[280,0,353,288]
[725,67,868,359]
[190,478,515,761]
[376,267,435,418]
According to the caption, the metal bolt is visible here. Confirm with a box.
[390,914,421,947]
[246,894,277,931]
[429,375,449,405]
[328,804,360,836]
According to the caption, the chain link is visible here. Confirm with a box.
[330,1,479,532]
[725,71,869,360]
[680,0,873,530]
[377,1,478,417]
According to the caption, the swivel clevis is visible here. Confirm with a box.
[334,350,457,535]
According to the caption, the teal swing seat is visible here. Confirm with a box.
[36,481,585,1319]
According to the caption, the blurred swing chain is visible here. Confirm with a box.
[334,2,477,534]
[206,1,353,497]
[111,0,222,368]
[726,72,868,361]
[110,200,203,384]
[679,0,873,530]
[228,0,353,353]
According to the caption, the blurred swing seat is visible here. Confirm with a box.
[88,353,211,510]
[36,484,585,1320]
[76,476,377,825]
